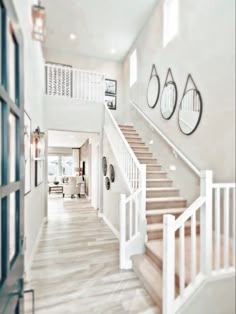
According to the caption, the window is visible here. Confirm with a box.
[163,0,179,47]
[48,155,73,177]
[48,156,59,177]
[130,50,137,87]
[61,156,73,176]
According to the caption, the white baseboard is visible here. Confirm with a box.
[101,214,120,240]
[24,217,46,282]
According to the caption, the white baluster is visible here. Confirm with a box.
[179,225,185,296]
[191,212,196,281]
[215,187,220,270]
[129,199,133,239]
[163,215,175,314]
[120,194,127,269]
[233,187,235,268]
[200,170,213,275]
[135,193,138,234]
[224,187,229,268]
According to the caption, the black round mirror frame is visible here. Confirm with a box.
[178,88,203,136]
[105,177,111,190]
[109,164,115,183]
[160,81,178,120]
[102,156,107,176]
[146,75,160,109]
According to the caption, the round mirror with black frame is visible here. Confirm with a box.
[105,177,111,190]
[178,75,203,135]
[109,164,115,183]
[102,156,107,176]
[146,64,160,109]
[160,68,178,120]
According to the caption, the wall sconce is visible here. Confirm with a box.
[33,126,45,160]
[32,2,46,42]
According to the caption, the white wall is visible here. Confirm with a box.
[102,132,129,233]
[48,147,73,155]
[123,0,235,182]
[179,277,235,314]
[44,49,127,124]
[45,97,104,133]
[12,0,46,275]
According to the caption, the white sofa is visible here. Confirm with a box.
[63,176,84,198]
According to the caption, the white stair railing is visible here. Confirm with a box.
[211,182,236,275]
[104,105,146,269]
[163,171,236,314]
[45,63,105,102]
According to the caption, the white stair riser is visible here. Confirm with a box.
[147,224,200,240]
[132,147,150,152]
[146,189,179,198]
[146,165,162,171]
[135,152,153,158]
[127,138,144,144]
[139,158,157,164]
[146,211,181,224]
[147,181,172,188]
[147,172,167,179]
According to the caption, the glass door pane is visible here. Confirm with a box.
[9,112,16,182]
[7,18,15,101]
[9,192,16,262]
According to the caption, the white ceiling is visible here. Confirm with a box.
[42,0,158,61]
[48,130,99,148]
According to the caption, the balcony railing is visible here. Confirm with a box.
[45,63,105,102]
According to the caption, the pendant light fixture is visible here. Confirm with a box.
[32,1,46,42]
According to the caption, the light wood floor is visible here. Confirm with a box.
[24,195,159,314]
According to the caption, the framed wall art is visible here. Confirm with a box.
[105,94,117,110]
[105,79,117,95]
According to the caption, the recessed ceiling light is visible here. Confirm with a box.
[149,140,154,145]
[111,48,116,54]
[70,33,76,40]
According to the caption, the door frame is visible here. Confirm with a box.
[0,0,25,312]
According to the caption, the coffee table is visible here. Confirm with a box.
[48,184,63,194]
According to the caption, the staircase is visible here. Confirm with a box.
[119,124,199,310]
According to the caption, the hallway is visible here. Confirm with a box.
[24,196,159,314]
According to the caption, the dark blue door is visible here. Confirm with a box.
[0,0,24,313]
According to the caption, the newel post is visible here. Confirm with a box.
[163,214,175,314]
[200,170,213,275]
[120,194,126,269]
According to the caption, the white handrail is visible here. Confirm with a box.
[174,196,206,230]
[104,104,142,170]
[104,103,147,270]
[130,101,201,177]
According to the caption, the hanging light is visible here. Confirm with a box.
[33,127,45,160]
[32,1,46,42]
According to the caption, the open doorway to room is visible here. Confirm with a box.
[47,130,100,215]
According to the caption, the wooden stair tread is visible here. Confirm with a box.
[147,171,166,174]
[146,179,171,182]
[119,125,134,128]
[146,196,186,202]
[132,254,162,307]
[146,208,186,216]
[147,220,197,231]
[146,187,178,191]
